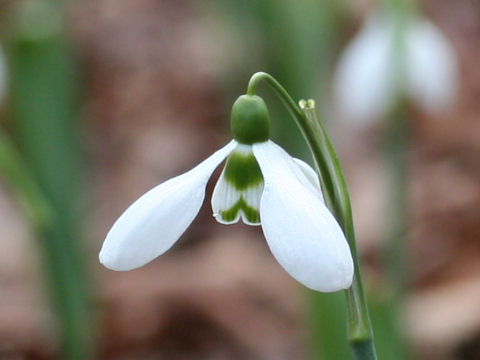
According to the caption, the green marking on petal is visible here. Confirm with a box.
[219,196,260,224]
[224,152,263,190]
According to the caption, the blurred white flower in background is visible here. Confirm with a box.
[334,13,459,125]
[0,45,6,105]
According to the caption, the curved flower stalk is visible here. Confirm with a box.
[0,45,7,105]
[334,12,458,125]
[100,95,354,292]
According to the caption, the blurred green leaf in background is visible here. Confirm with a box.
[2,0,95,359]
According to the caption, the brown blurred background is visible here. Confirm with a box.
[0,0,479,359]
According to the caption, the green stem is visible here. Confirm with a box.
[247,72,377,360]
[371,98,411,360]
[384,100,409,298]
[0,131,52,229]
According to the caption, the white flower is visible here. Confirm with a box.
[334,13,458,125]
[99,138,354,292]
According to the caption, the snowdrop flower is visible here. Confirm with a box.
[334,13,458,125]
[100,95,354,292]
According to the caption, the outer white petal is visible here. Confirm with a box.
[293,158,323,197]
[253,141,353,292]
[334,15,393,125]
[406,19,458,114]
[99,140,237,270]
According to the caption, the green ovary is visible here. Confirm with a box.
[223,152,263,190]
[219,196,260,224]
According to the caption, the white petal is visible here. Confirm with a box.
[334,15,393,125]
[293,158,323,196]
[242,184,264,209]
[406,19,458,114]
[99,140,237,270]
[212,144,263,226]
[211,168,242,224]
[211,168,263,226]
[240,183,263,225]
[253,141,353,292]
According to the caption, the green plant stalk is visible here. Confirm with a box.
[0,131,52,229]
[6,1,94,359]
[386,18,410,304]
[247,72,377,360]
[365,101,411,360]
[300,100,376,360]
[370,0,414,357]
[306,290,351,360]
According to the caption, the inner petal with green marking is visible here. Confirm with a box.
[211,144,264,225]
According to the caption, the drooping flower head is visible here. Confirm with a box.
[100,95,354,292]
[334,12,458,125]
